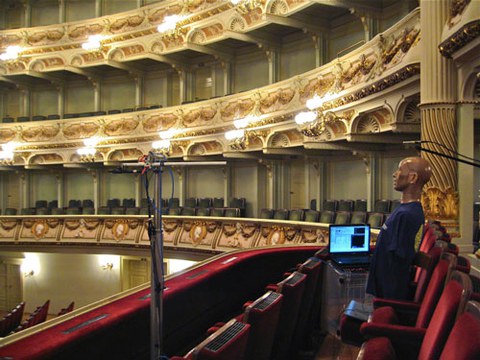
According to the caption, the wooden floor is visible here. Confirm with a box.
[315,334,360,360]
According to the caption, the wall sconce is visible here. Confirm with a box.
[98,255,118,271]
[82,35,107,52]
[152,139,171,156]
[0,141,18,165]
[77,137,100,162]
[230,0,265,14]
[0,46,22,61]
[21,254,40,278]
[101,262,113,270]
[157,14,188,35]
[295,92,341,137]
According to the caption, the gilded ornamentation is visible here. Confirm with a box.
[259,88,295,114]
[30,154,63,165]
[186,0,219,13]
[27,29,64,46]
[300,228,327,244]
[68,24,105,40]
[112,220,129,241]
[147,6,183,24]
[182,107,217,126]
[163,220,179,233]
[439,20,480,58]
[229,16,246,31]
[0,220,18,231]
[63,122,100,139]
[261,226,296,245]
[142,113,178,133]
[220,99,255,121]
[448,0,471,27]
[109,15,145,33]
[31,221,49,239]
[189,223,208,245]
[423,187,459,219]
[64,220,81,230]
[104,119,139,136]
[355,115,381,134]
[0,34,22,49]
[0,129,16,143]
[21,125,60,142]
[298,77,334,103]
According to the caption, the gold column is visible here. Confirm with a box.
[419,0,458,221]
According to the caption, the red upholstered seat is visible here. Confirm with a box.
[439,300,480,360]
[370,252,456,329]
[359,271,472,359]
[266,271,307,360]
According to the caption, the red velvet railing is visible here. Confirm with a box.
[0,245,320,359]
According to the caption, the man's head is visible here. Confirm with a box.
[393,157,432,193]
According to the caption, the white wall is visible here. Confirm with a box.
[186,167,224,199]
[22,252,121,314]
[64,171,94,203]
[330,159,368,200]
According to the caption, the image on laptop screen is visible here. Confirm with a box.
[328,224,371,254]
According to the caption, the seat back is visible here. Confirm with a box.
[212,197,224,208]
[350,211,367,224]
[418,271,472,360]
[304,210,319,222]
[288,209,305,221]
[196,208,211,216]
[242,291,283,359]
[185,197,198,208]
[390,199,401,212]
[338,200,354,211]
[367,212,384,228]
[374,199,391,213]
[210,208,225,217]
[269,272,307,360]
[319,210,335,224]
[439,300,480,360]
[192,319,250,360]
[182,207,196,216]
[354,199,367,212]
[273,209,289,220]
[198,198,212,208]
[224,208,240,217]
[413,246,443,303]
[259,208,274,219]
[334,211,351,224]
[323,200,338,212]
[415,253,457,328]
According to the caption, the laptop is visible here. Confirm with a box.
[328,224,371,267]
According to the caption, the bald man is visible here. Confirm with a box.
[366,157,432,300]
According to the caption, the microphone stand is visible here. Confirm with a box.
[415,145,480,169]
[147,152,165,360]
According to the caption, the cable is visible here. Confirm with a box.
[421,140,480,165]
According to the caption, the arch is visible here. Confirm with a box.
[29,56,66,72]
[461,66,480,101]
[396,96,420,124]
[106,148,144,162]
[351,108,393,134]
[266,0,289,15]
[28,153,64,165]
[186,141,223,157]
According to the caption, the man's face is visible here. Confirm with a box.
[393,160,412,191]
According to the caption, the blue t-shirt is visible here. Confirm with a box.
[366,202,424,300]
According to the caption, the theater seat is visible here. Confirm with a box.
[171,319,250,360]
[241,291,283,359]
[365,253,456,332]
[359,270,472,359]
[438,300,480,360]
[266,271,307,360]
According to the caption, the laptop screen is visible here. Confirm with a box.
[328,224,371,255]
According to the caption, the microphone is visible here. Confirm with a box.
[403,140,423,144]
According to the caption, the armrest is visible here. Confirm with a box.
[357,337,396,360]
[360,322,426,347]
[373,298,421,312]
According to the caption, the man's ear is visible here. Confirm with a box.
[409,172,419,184]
